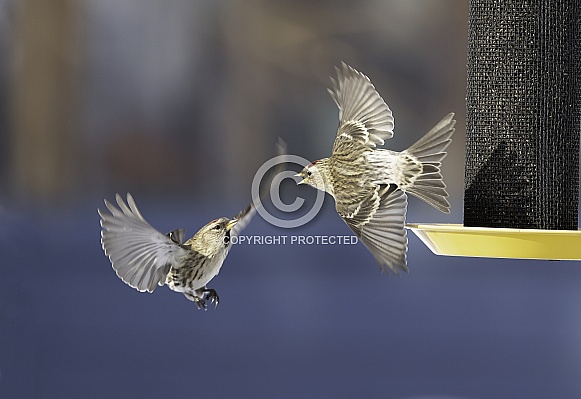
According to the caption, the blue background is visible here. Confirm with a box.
[2,1,581,398]
[2,198,581,398]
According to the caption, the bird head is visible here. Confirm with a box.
[194,217,238,254]
[296,161,327,192]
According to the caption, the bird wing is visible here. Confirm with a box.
[230,202,256,238]
[329,62,394,154]
[167,228,186,245]
[337,184,408,274]
[99,193,190,293]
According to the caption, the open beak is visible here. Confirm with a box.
[225,219,238,231]
[295,173,305,185]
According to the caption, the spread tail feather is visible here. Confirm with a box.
[404,113,455,213]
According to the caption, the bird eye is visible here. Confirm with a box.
[307,171,312,177]
[214,225,221,231]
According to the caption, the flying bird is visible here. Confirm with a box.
[297,62,455,273]
[99,193,254,310]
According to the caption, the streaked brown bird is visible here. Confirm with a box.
[99,194,254,310]
[297,62,455,273]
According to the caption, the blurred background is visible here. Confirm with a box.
[2,1,581,398]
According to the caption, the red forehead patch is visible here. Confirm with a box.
[206,219,218,226]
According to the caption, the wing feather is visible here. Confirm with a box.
[339,185,408,274]
[330,62,394,154]
[99,193,189,293]
[230,203,255,238]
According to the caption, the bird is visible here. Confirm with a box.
[99,193,254,310]
[296,62,455,274]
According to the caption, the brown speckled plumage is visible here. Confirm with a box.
[99,194,254,310]
[298,63,455,273]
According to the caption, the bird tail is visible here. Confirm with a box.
[404,113,455,213]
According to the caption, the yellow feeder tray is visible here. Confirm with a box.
[406,223,581,261]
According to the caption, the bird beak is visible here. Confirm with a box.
[295,173,305,185]
[225,219,238,231]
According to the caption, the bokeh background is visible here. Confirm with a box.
[2,1,581,398]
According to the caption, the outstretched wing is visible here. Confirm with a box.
[338,185,408,274]
[99,193,189,293]
[329,62,394,156]
[230,202,256,238]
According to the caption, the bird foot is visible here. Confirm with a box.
[193,296,207,310]
[203,288,220,308]
[185,292,209,310]
[186,289,219,310]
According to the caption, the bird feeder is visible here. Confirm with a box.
[408,0,581,260]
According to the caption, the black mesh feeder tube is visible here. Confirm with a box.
[465,0,580,230]
[409,0,581,260]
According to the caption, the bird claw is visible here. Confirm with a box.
[203,288,220,309]
[193,296,208,311]
[188,289,219,310]
[186,288,219,310]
